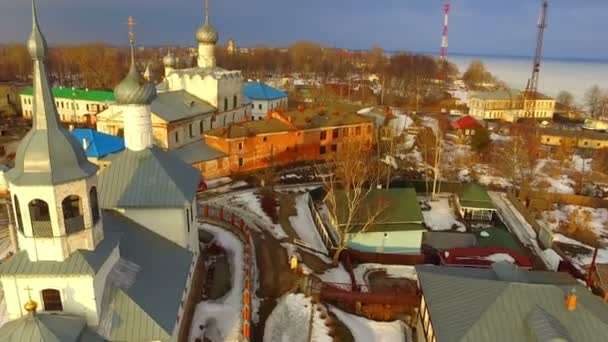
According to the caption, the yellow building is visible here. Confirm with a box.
[468,89,555,121]
[540,128,608,150]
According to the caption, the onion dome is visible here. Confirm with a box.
[24,298,38,314]
[114,62,157,105]
[196,22,219,45]
[163,50,176,68]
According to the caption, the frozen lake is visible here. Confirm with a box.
[450,55,608,106]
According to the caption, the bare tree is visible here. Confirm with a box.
[317,144,388,264]
[556,90,574,110]
[494,134,534,190]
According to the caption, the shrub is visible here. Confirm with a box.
[260,192,278,224]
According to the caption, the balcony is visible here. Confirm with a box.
[31,220,53,237]
[65,215,85,235]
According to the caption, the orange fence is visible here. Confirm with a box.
[200,204,254,342]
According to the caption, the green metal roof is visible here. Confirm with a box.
[98,146,201,209]
[100,210,193,340]
[334,188,424,232]
[458,183,496,209]
[0,232,120,276]
[20,87,115,102]
[170,140,228,164]
[0,313,103,342]
[416,264,608,342]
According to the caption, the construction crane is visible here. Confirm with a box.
[524,0,548,117]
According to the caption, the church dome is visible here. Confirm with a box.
[196,22,219,45]
[163,51,176,68]
[114,63,157,105]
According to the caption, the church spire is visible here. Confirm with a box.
[205,0,210,24]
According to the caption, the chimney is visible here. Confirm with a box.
[566,288,577,311]
[82,138,89,151]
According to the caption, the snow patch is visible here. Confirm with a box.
[421,197,466,231]
[330,306,407,342]
[264,294,332,342]
[289,194,329,254]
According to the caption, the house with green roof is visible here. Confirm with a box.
[416,263,608,342]
[455,183,496,221]
[329,188,425,254]
[20,86,114,124]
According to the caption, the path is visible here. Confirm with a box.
[488,191,551,270]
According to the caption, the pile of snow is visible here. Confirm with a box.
[421,197,466,231]
[490,133,511,142]
[541,249,563,271]
[319,265,351,284]
[458,169,472,182]
[485,253,515,263]
[480,231,490,238]
[571,155,592,173]
[288,194,328,254]
[353,264,417,289]
[190,224,246,342]
[225,191,287,239]
[281,173,304,180]
[478,175,512,189]
[544,175,576,195]
[264,294,332,342]
[330,307,407,342]
[381,155,399,170]
[539,205,608,239]
[206,177,233,189]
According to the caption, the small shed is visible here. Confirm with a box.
[455,183,496,221]
[330,188,425,254]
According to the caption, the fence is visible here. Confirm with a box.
[521,190,608,210]
[342,248,427,265]
[199,204,255,342]
[506,191,554,249]
[306,193,337,250]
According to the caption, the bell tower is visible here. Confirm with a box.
[6,0,103,262]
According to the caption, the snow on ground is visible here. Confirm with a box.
[319,264,351,284]
[542,249,563,271]
[421,196,466,231]
[553,234,608,268]
[353,264,417,290]
[477,175,512,189]
[538,205,608,241]
[485,253,515,263]
[289,194,328,254]
[264,293,332,342]
[190,223,245,342]
[223,191,288,240]
[571,155,592,173]
[330,306,407,342]
[490,133,511,142]
[533,159,576,194]
[458,169,472,182]
[206,177,233,189]
[544,175,575,195]
[396,146,425,172]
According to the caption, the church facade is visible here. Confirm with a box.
[0,3,201,341]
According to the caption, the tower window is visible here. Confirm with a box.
[186,209,190,233]
[200,120,204,134]
[175,131,179,143]
[224,98,228,112]
[42,289,63,311]
[29,199,52,237]
[233,95,238,109]
[90,187,100,224]
[13,195,24,233]
[189,123,193,138]
[62,195,84,234]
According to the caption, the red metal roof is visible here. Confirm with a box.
[451,115,481,130]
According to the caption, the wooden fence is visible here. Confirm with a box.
[506,191,554,249]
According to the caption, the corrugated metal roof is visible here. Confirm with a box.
[244,82,287,100]
[150,91,215,123]
[0,313,94,342]
[71,128,125,158]
[526,306,573,342]
[170,140,227,164]
[416,264,608,342]
[99,210,193,340]
[98,146,201,208]
[458,183,496,209]
[0,232,120,276]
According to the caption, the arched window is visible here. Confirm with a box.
[13,195,24,233]
[224,97,228,112]
[62,195,84,234]
[90,187,100,224]
[41,289,63,311]
[199,120,204,134]
[29,199,52,237]
[233,95,238,109]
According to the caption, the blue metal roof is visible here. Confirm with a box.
[243,82,287,101]
[70,129,125,158]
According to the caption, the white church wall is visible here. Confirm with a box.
[119,208,189,249]
[1,274,99,325]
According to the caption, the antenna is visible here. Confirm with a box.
[440,1,450,60]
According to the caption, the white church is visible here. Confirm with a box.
[0,2,202,340]
[96,0,250,155]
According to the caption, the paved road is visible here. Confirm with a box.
[488,191,551,270]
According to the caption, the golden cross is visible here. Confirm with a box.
[127,16,136,46]
[24,286,33,299]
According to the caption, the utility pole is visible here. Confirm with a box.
[431,129,442,200]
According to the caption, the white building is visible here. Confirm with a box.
[0,5,200,341]
[244,81,288,120]
[468,89,555,121]
[20,87,113,124]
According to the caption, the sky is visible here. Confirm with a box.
[1,0,608,59]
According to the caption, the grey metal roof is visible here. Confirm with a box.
[98,146,201,208]
[526,306,573,342]
[0,313,101,342]
[150,91,215,123]
[422,231,477,250]
[416,264,608,342]
[0,232,120,276]
[170,139,227,164]
[98,210,193,340]
[6,2,97,187]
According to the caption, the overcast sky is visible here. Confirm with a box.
[1,0,608,59]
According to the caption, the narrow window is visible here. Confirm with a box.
[233,95,238,109]
[320,131,327,140]
[175,131,179,143]
[200,120,204,134]
[13,195,23,233]
[239,158,244,167]
[186,209,190,233]
[224,98,228,112]
[320,146,327,155]
[189,124,193,138]
[42,289,63,311]
[332,129,339,139]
